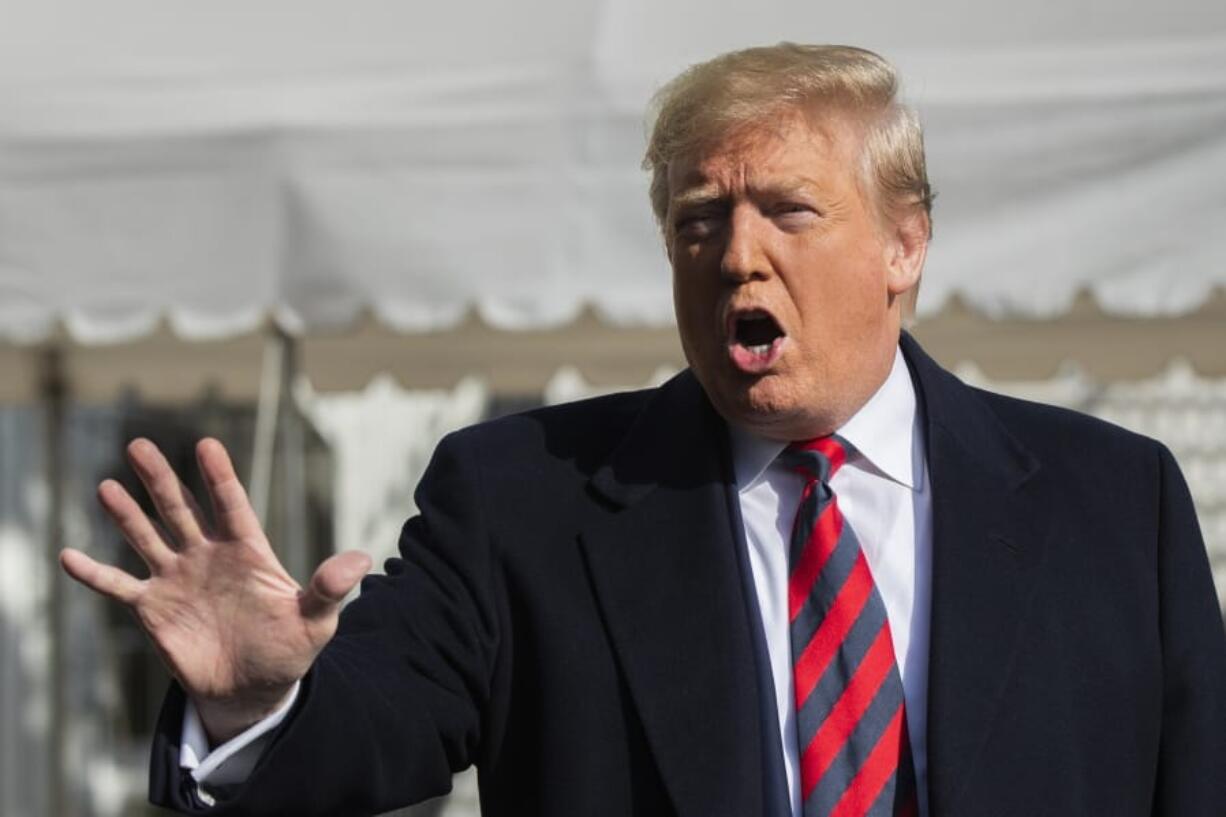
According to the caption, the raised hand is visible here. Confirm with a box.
[60,437,371,744]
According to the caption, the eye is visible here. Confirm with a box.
[673,211,724,241]
[771,201,816,216]
[769,202,819,229]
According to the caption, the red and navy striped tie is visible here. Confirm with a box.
[782,435,917,817]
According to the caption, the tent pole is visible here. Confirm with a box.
[250,327,286,526]
[277,332,308,583]
[250,325,308,580]
[41,345,67,817]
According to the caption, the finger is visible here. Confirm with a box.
[97,478,177,571]
[300,550,372,620]
[196,438,265,541]
[170,473,212,536]
[60,548,144,605]
[126,438,208,545]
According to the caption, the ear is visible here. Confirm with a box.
[884,208,929,298]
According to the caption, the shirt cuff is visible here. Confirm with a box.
[179,682,301,804]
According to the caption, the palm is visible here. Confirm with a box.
[138,530,316,699]
[60,438,370,741]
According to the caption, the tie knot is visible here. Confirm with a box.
[780,434,851,484]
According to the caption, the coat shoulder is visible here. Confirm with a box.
[438,386,659,481]
[969,384,1169,476]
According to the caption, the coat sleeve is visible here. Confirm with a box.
[1151,443,1226,815]
[149,429,503,816]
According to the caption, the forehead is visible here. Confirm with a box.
[666,111,862,200]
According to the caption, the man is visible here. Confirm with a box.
[61,44,1226,816]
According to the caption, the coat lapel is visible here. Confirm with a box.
[580,371,764,817]
[902,334,1049,815]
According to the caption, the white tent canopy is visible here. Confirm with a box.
[2,0,1225,345]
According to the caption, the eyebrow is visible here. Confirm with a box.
[765,179,824,199]
[670,178,825,213]
[669,188,727,211]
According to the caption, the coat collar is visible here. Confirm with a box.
[901,331,1038,490]
[588,369,718,509]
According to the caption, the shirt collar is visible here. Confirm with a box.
[729,346,923,492]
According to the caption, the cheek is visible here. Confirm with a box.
[790,251,887,332]
[673,262,717,305]
[672,271,717,345]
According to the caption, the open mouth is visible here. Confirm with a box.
[727,309,786,373]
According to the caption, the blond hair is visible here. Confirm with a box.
[643,43,934,237]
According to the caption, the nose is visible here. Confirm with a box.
[719,206,771,284]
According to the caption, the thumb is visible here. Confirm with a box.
[300,550,372,620]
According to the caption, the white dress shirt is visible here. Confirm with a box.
[730,347,931,817]
[185,347,932,816]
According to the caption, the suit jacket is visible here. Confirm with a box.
[151,334,1226,816]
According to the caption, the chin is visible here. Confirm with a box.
[713,377,807,438]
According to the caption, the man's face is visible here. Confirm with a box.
[666,111,922,441]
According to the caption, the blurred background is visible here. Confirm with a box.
[1,1,1224,814]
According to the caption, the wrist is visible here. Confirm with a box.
[193,685,297,747]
